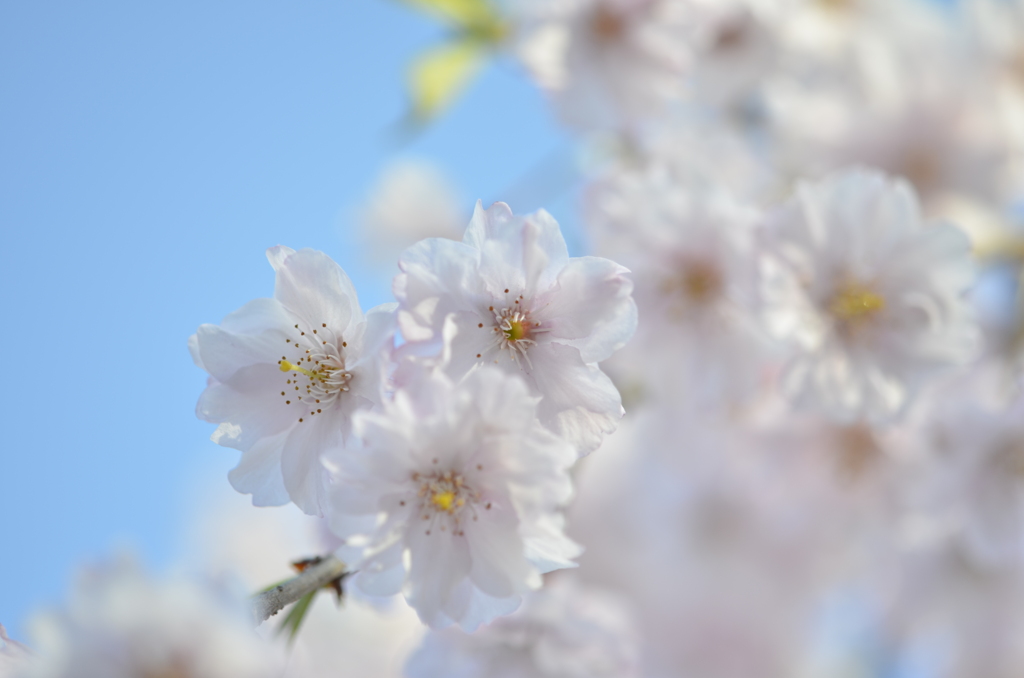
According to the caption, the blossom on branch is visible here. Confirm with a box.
[325,366,580,632]
[190,246,395,515]
[394,201,637,455]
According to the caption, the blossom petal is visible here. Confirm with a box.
[542,256,638,363]
[226,429,290,507]
[195,364,295,451]
[271,247,362,333]
[529,343,624,455]
[280,413,346,515]
[405,527,472,628]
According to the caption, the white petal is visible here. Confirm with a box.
[541,256,638,363]
[226,429,290,506]
[272,247,362,333]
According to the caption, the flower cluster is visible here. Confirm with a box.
[190,205,636,631]
[5,1,1010,676]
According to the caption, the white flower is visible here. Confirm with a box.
[585,159,772,407]
[683,0,781,107]
[915,378,1024,570]
[405,578,639,678]
[762,167,978,423]
[515,0,691,129]
[0,626,31,678]
[324,366,581,632]
[190,246,395,515]
[394,201,637,455]
[17,558,284,678]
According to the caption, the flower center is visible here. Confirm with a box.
[829,285,886,320]
[591,5,626,42]
[412,469,485,536]
[277,321,353,422]
[488,300,550,367]
[662,259,724,310]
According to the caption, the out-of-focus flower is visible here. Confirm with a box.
[586,160,772,407]
[357,159,465,264]
[761,167,978,423]
[190,246,395,515]
[515,0,690,129]
[18,558,284,678]
[684,0,781,107]
[915,378,1024,570]
[0,626,31,678]
[405,577,639,678]
[325,366,580,632]
[394,201,637,455]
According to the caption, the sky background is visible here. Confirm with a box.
[0,1,580,636]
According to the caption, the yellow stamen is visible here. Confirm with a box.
[505,321,526,342]
[432,491,456,512]
[279,359,316,378]
[830,287,886,319]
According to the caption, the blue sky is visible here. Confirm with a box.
[0,1,577,635]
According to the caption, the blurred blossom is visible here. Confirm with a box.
[16,557,285,678]
[761,167,978,423]
[585,152,773,408]
[357,159,465,263]
[0,626,30,678]
[405,577,639,678]
[514,0,691,130]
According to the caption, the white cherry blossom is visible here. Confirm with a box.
[324,366,580,632]
[405,577,639,678]
[586,159,772,407]
[761,167,978,423]
[17,558,284,678]
[394,201,637,455]
[515,0,691,129]
[190,246,395,515]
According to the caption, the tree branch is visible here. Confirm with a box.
[250,555,347,626]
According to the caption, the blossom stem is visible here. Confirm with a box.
[250,554,346,626]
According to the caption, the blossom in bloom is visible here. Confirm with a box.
[324,366,580,632]
[405,577,639,678]
[17,558,285,678]
[0,625,31,678]
[515,0,691,129]
[394,201,637,455]
[585,158,772,407]
[761,167,977,423]
[190,246,395,515]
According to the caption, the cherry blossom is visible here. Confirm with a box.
[515,0,691,129]
[586,157,772,407]
[16,558,284,678]
[190,246,395,515]
[324,366,580,632]
[405,578,639,678]
[394,201,637,455]
[761,167,978,423]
